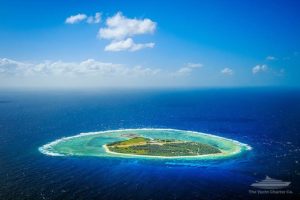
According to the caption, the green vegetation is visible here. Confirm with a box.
[41,129,251,159]
[106,137,221,157]
[107,137,150,146]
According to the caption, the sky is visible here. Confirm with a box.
[0,0,299,88]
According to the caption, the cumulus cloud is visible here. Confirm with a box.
[66,12,101,24]
[65,14,87,24]
[252,64,268,74]
[98,12,156,52]
[65,12,155,52]
[87,12,102,24]
[104,38,154,52]
[173,63,203,76]
[99,12,156,40]
[221,67,233,75]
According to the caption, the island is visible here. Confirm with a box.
[39,129,252,160]
[105,136,221,157]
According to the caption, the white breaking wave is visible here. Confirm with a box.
[39,128,252,157]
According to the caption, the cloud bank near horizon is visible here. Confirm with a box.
[0,58,287,88]
[0,58,191,88]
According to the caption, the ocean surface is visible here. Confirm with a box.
[0,88,299,199]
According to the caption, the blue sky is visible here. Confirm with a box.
[0,0,299,88]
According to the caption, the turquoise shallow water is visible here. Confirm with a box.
[39,129,252,159]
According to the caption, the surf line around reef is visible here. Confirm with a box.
[39,128,252,160]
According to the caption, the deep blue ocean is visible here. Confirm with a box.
[0,88,299,200]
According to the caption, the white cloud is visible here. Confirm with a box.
[99,12,156,40]
[175,67,192,76]
[66,12,156,52]
[186,63,203,68]
[0,58,172,88]
[104,38,154,52]
[130,66,161,77]
[87,12,101,24]
[98,12,156,52]
[0,58,161,78]
[0,58,28,76]
[65,14,87,24]
[266,56,276,60]
[252,64,268,74]
[221,67,233,75]
[173,63,203,76]
[66,12,101,24]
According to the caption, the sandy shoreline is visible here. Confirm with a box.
[39,128,251,159]
[102,144,232,159]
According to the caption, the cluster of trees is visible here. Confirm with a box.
[108,141,221,156]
